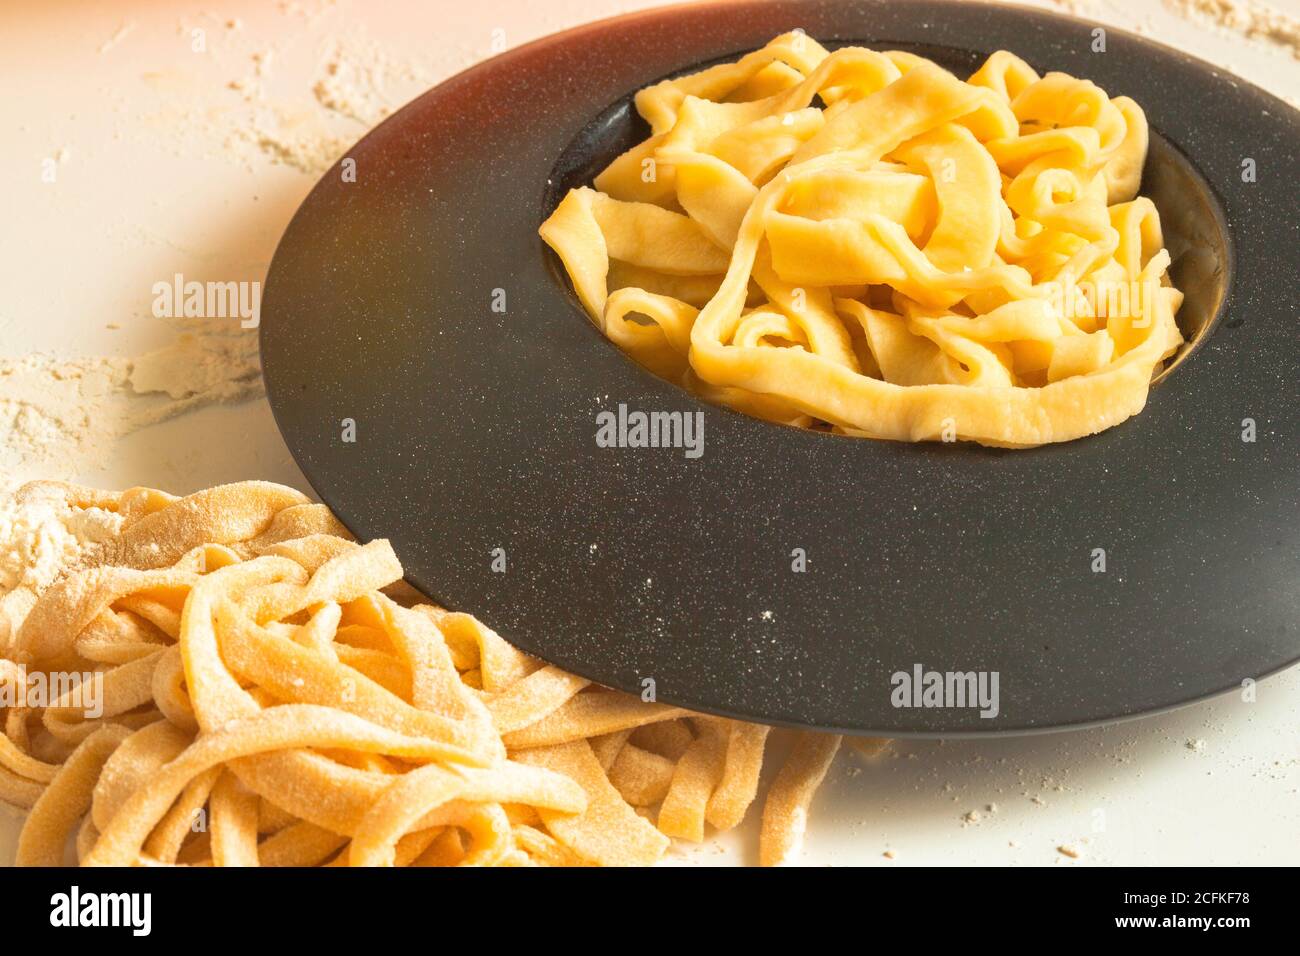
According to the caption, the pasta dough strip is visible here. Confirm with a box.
[1,481,858,867]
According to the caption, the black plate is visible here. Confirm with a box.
[261,0,1300,736]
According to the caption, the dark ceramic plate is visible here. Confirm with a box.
[261,0,1300,736]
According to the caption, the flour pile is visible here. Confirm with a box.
[0,327,262,473]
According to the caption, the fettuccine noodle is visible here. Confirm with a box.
[0,481,847,866]
[541,33,1185,446]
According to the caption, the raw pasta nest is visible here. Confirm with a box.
[541,32,1186,447]
[0,481,852,866]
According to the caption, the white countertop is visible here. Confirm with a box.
[2,0,1296,866]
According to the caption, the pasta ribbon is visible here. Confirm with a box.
[541,34,1185,446]
[1,481,849,866]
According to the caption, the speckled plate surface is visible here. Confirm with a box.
[261,0,1300,736]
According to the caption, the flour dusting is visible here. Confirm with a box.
[0,482,126,652]
[0,327,263,472]
[1165,0,1300,58]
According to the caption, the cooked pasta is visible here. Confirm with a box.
[0,481,845,866]
[541,32,1186,446]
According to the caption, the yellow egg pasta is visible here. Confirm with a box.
[541,33,1186,446]
[0,481,847,866]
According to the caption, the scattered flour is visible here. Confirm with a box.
[0,327,263,472]
[232,123,354,175]
[1033,0,1103,16]
[0,482,125,652]
[227,48,276,103]
[313,39,402,125]
[0,484,122,599]
[1165,0,1300,58]
[225,34,434,175]
[846,737,893,759]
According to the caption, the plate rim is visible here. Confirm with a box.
[261,0,1300,737]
